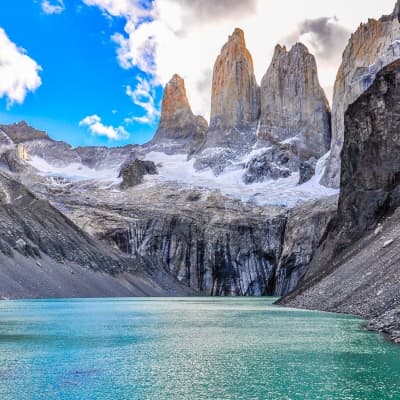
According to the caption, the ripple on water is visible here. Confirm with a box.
[0,298,399,400]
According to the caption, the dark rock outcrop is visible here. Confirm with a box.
[243,147,299,184]
[119,159,158,189]
[259,43,331,160]
[298,158,317,185]
[280,60,400,343]
[322,1,400,188]
[273,196,337,296]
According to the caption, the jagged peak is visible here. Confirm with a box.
[161,74,191,115]
[167,74,184,86]
[270,42,312,65]
[273,44,287,56]
[392,0,400,20]
[221,27,247,53]
[230,28,245,44]
[290,42,310,54]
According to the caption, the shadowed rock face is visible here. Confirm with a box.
[280,60,400,343]
[0,170,194,298]
[313,59,400,265]
[46,178,335,297]
[151,74,208,149]
[119,159,158,189]
[204,28,260,147]
[322,1,400,188]
[259,43,331,160]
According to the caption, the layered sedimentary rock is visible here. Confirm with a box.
[280,60,400,343]
[151,74,208,151]
[259,43,331,160]
[322,1,400,187]
[203,28,260,148]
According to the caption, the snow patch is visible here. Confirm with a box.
[28,156,120,183]
[144,151,337,208]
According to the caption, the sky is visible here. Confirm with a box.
[0,0,396,148]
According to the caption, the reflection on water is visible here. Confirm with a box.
[0,298,399,400]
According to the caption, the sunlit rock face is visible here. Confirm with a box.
[203,28,260,148]
[151,74,208,150]
[258,43,331,161]
[321,1,400,188]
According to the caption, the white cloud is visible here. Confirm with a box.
[84,0,396,116]
[125,77,159,124]
[79,114,129,140]
[41,0,65,15]
[0,28,42,108]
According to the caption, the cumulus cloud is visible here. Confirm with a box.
[83,0,396,115]
[0,28,42,108]
[79,114,129,140]
[41,0,65,14]
[125,77,159,125]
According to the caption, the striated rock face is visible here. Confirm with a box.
[322,1,400,187]
[119,159,157,189]
[310,59,400,267]
[204,28,260,148]
[273,196,337,296]
[280,60,400,343]
[152,74,208,150]
[44,178,335,297]
[259,43,331,160]
[0,146,28,173]
[0,170,193,299]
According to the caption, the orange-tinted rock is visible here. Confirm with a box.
[206,28,260,146]
[152,74,207,145]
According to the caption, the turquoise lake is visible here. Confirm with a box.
[0,298,399,400]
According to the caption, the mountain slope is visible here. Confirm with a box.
[280,60,400,343]
[0,170,193,298]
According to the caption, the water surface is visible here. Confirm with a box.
[0,298,399,400]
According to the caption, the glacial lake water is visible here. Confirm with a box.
[0,298,399,400]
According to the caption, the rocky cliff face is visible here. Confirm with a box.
[203,28,260,148]
[40,177,335,297]
[0,25,340,300]
[280,60,400,343]
[259,43,331,160]
[0,170,193,298]
[151,74,208,152]
[0,121,49,143]
[322,1,400,187]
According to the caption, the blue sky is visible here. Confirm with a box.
[0,0,395,148]
[0,0,162,147]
